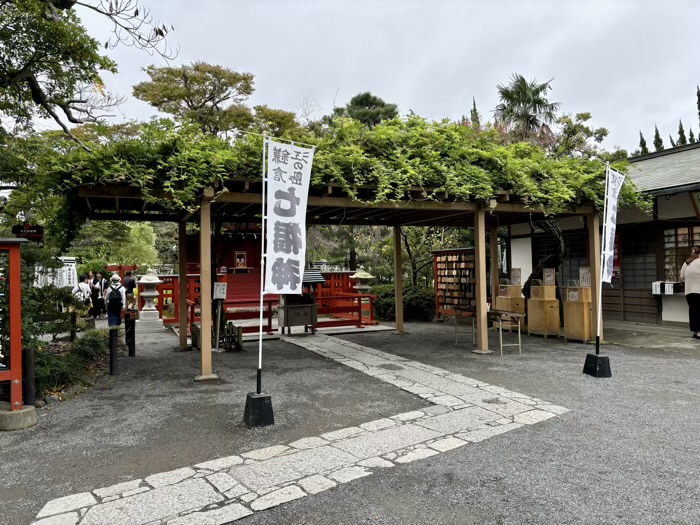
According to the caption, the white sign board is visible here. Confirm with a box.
[664,283,675,295]
[601,167,625,283]
[213,282,227,300]
[34,257,78,288]
[264,139,315,294]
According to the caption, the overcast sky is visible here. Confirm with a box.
[79,0,700,153]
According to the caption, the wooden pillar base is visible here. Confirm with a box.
[471,349,495,355]
[194,373,219,382]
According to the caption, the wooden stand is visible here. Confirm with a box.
[494,284,525,314]
[563,287,593,342]
[527,285,559,337]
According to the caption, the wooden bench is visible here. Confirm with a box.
[452,306,525,356]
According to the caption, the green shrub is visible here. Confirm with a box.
[404,287,436,322]
[371,284,435,322]
[33,329,109,397]
[71,329,109,362]
[34,351,84,395]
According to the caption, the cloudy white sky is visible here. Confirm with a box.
[80,0,700,153]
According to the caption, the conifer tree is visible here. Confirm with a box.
[669,135,676,148]
[470,97,481,129]
[653,125,664,151]
[689,127,696,143]
[639,131,649,154]
[678,120,688,145]
[697,85,700,130]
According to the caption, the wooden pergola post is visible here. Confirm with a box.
[489,226,499,301]
[393,225,404,333]
[473,208,491,353]
[589,211,603,341]
[178,221,188,348]
[196,191,218,381]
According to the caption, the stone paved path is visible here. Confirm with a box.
[32,335,567,525]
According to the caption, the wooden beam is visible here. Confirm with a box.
[401,211,471,227]
[393,225,404,333]
[472,208,491,354]
[490,227,499,300]
[178,222,188,348]
[180,208,198,222]
[78,186,148,199]
[88,213,181,222]
[216,191,478,212]
[195,197,218,381]
[588,211,603,341]
[493,202,595,215]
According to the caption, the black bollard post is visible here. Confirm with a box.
[109,327,119,375]
[125,311,136,357]
[22,346,35,407]
[70,311,77,342]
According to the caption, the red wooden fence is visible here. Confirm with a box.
[141,271,376,334]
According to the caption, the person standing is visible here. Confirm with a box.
[124,271,137,310]
[680,245,700,339]
[92,271,108,318]
[72,274,92,308]
[104,274,127,327]
[88,271,99,318]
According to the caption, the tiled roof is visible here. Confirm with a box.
[628,143,700,191]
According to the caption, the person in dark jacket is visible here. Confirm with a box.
[124,271,137,310]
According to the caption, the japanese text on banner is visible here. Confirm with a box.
[264,140,315,294]
[601,167,625,283]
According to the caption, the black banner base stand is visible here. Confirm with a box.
[244,392,274,427]
[583,353,612,378]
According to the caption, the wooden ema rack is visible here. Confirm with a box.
[433,248,475,319]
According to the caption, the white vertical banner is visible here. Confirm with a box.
[264,139,315,294]
[601,166,625,284]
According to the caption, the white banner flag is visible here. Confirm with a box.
[264,139,315,294]
[601,167,625,283]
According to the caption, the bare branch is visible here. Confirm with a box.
[47,0,178,60]
[24,74,91,151]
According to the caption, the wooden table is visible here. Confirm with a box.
[453,306,525,355]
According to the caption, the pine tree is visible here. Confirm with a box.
[697,85,700,131]
[689,127,696,143]
[678,120,688,145]
[470,97,480,129]
[639,131,649,154]
[669,135,676,148]
[653,125,664,151]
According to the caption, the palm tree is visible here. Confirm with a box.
[494,74,560,140]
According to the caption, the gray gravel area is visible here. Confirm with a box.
[235,322,700,525]
[0,328,426,525]
[4,320,700,525]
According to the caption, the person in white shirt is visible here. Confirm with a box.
[71,274,92,308]
[680,245,700,339]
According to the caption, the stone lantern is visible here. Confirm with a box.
[138,270,166,332]
[350,267,375,294]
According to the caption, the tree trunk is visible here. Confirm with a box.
[522,220,569,299]
[348,228,357,271]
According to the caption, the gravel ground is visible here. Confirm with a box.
[236,322,700,525]
[3,321,700,525]
[0,327,426,525]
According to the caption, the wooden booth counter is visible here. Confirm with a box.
[527,285,560,338]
